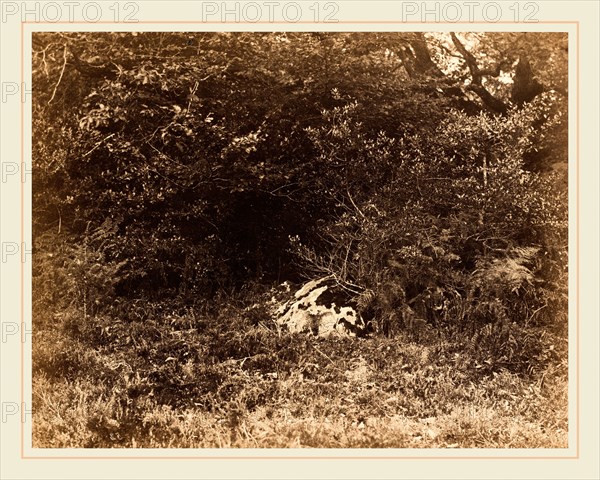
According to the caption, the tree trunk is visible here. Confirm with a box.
[511,56,544,105]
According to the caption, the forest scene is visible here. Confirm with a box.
[32,31,569,448]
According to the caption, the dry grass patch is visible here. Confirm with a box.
[33,308,568,449]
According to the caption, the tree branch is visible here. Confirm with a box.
[47,45,68,104]
[450,32,481,84]
[467,85,508,115]
[450,32,508,114]
[69,46,119,79]
[398,33,444,79]
[82,133,116,157]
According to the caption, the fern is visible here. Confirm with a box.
[33,222,128,321]
[472,246,538,294]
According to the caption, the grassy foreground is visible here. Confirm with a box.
[32,300,568,449]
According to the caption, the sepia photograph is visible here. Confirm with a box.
[31,31,569,449]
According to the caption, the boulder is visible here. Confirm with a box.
[274,277,366,337]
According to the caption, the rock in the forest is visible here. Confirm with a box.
[275,277,366,337]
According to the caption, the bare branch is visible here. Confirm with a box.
[450,32,508,114]
[450,32,481,84]
[467,85,508,115]
[346,189,366,219]
[47,45,68,104]
[82,133,116,157]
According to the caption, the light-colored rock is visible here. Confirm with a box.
[275,277,366,336]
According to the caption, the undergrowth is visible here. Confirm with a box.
[32,294,568,448]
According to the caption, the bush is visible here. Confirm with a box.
[291,99,567,349]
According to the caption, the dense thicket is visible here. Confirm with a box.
[33,32,568,343]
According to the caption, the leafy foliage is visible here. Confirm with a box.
[33,32,568,401]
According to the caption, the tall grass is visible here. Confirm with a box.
[33,296,568,448]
